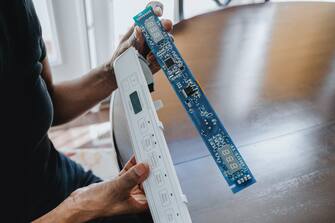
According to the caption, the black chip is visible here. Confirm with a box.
[184,85,196,96]
[164,58,175,68]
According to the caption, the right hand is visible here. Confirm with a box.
[107,1,173,75]
[68,156,150,220]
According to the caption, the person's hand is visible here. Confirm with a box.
[107,1,173,75]
[67,156,150,221]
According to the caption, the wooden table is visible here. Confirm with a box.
[114,2,335,222]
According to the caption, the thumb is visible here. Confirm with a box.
[117,163,149,193]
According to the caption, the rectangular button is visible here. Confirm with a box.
[153,170,164,186]
[142,135,153,152]
[137,117,147,131]
[166,209,175,222]
[149,152,159,169]
[159,189,171,207]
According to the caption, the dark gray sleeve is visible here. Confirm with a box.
[39,38,47,61]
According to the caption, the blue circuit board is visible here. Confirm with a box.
[134,7,256,193]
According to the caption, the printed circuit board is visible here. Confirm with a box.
[134,7,255,192]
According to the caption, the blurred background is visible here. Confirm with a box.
[33,0,334,84]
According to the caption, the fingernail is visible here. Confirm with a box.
[134,164,146,176]
[154,7,163,16]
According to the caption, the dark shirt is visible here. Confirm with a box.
[0,1,100,221]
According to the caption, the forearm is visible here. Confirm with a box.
[32,196,94,223]
[43,3,171,126]
[51,63,116,125]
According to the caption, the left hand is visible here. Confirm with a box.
[67,156,150,221]
[108,2,173,75]
[32,156,150,223]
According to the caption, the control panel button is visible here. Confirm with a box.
[137,117,146,130]
[159,189,171,207]
[166,209,175,222]
[149,152,159,169]
[153,170,164,186]
[142,135,153,152]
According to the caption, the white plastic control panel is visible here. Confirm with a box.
[113,47,192,223]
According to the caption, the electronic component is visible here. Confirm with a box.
[183,85,197,97]
[134,6,256,193]
[218,144,240,174]
[164,58,175,68]
[144,16,164,43]
[114,47,192,223]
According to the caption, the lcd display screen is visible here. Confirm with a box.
[129,91,142,114]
